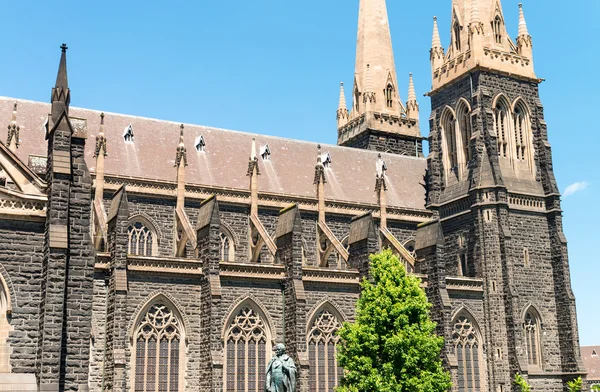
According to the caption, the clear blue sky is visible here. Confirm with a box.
[1,0,598,345]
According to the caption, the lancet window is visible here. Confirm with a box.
[308,309,343,392]
[219,231,235,262]
[494,99,510,159]
[524,311,542,367]
[453,315,484,392]
[457,102,472,163]
[442,110,459,181]
[385,84,394,108]
[133,303,183,392]
[128,221,155,256]
[493,16,503,44]
[513,103,530,162]
[453,19,461,51]
[224,306,270,392]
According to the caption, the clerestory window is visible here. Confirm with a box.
[128,221,155,256]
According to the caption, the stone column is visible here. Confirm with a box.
[103,186,130,392]
[274,204,307,392]
[196,195,224,392]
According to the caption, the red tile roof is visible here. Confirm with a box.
[582,346,600,381]
[0,97,427,211]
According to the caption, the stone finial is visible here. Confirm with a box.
[518,3,530,38]
[407,73,416,103]
[337,83,347,112]
[6,102,20,151]
[94,113,107,158]
[432,17,442,49]
[174,124,187,167]
[406,73,419,121]
[247,137,260,176]
[375,153,388,192]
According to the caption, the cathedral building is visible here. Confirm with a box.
[0,0,586,391]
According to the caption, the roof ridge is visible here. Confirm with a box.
[0,96,425,162]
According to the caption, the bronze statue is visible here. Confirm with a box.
[265,343,297,392]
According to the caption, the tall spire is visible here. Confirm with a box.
[353,0,400,116]
[518,3,530,38]
[55,43,69,90]
[432,16,442,49]
[51,43,71,122]
[406,73,419,121]
[6,103,20,152]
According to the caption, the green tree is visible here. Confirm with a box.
[513,373,531,392]
[567,377,582,392]
[591,384,600,391]
[336,250,451,392]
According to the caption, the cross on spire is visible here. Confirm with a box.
[60,43,68,53]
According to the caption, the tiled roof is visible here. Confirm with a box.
[0,97,427,211]
[582,346,600,381]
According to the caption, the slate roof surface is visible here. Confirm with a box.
[0,97,427,210]
[582,346,600,381]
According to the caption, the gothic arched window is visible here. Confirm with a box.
[308,309,343,392]
[524,310,542,367]
[453,19,461,51]
[128,221,155,256]
[220,231,235,262]
[453,315,485,392]
[224,306,270,392]
[442,109,459,181]
[133,303,183,392]
[385,84,394,108]
[494,99,511,159]
[493,16,503,44]
[457,101,472,164]
[513,102,530,162]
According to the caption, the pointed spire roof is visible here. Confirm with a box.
[55,43,69,89]
[407,73,416,103]
[518,3,529,37]
[338,83,347,112]
[432,16,442,49]
[354,0,399,112]
[470,0,481,24]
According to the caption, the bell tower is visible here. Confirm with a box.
[336,0,423,156]
[420,1,586,391]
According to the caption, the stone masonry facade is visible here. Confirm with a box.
[0,0,587,391]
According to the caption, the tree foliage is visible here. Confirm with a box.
[513,373,531,392]
[591,384,600,391]
[567,377,582,392]
[336,250,451,392]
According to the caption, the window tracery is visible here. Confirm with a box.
[494,100,510,159]
[128,221,155,256]
[133,303,182,392]
[308,309,343,392]
[457,103,472,163]
[524,311,542,367]
[513,103,530,162]
[493,16,502,44]
[453,315,484,392]
[224,306,269,392]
